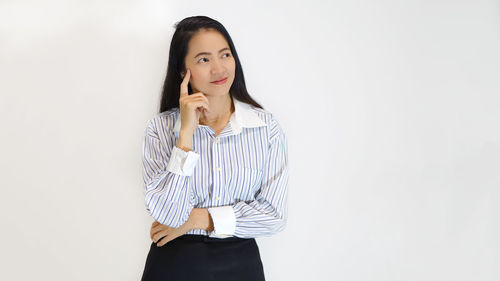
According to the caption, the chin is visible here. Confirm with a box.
[206,87,230,95]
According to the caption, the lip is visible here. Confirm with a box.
[210,77,228,85]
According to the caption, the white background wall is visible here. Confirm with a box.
[1,0,499,280]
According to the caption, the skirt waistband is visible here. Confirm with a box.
[178,234,252,243]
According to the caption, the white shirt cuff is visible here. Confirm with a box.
[207,205,236,238]
[165,146,200,176]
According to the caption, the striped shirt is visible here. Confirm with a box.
[141,97,289,239]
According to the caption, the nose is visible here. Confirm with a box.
[210,58,226,76]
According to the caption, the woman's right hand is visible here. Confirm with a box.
[179,69,211,135]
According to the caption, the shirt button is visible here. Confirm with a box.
[216,167,221,172]
[216,196,220,201]
[215,138,219,144]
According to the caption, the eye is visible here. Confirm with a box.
[198,53,231,63]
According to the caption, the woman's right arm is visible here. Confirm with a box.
[142,118,200,228]
[143,68,211,228]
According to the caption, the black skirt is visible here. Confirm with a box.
[140,234,266,281]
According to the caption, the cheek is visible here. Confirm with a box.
[190,72,211,90]
[229,59,236,71]
[193,69,209,79]
[190,70,205,83]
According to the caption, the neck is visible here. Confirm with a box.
[199,93,234,126]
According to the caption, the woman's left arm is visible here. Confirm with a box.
[206,118,289,239]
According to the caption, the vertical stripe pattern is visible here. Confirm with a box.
[142,105,289,238]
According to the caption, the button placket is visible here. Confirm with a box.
[212,134,222,205]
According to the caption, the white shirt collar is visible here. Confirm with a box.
[173,97,267,135]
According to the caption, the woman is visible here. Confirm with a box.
[140,16,289,281]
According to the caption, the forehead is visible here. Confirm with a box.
[188,29,229,53]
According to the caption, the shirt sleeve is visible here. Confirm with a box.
[207,117,289,239]
[207,206,236,238]
[142,118,201,228]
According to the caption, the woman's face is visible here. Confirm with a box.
[183,28,236,97]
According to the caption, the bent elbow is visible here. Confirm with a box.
[270,216,287,235]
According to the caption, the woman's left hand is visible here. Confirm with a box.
[150,220,192,247]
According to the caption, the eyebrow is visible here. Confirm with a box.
[194,47,230,58]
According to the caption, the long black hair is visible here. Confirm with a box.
[159,15,264,113]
